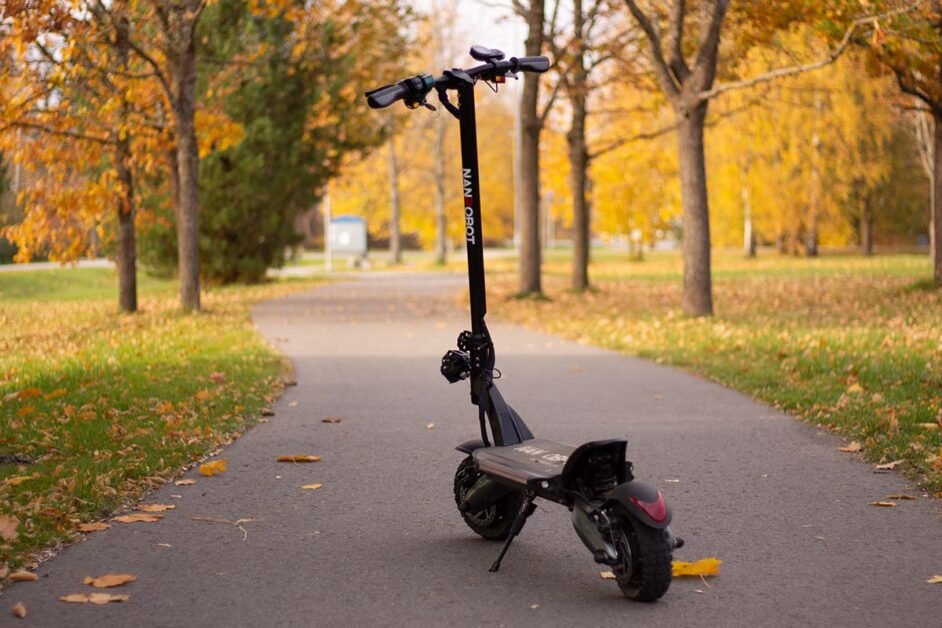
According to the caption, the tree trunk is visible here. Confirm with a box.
[568,0,590,293]
[860,195,873,256]
[434,110,447,265]
[933,110,942,286]
[387,134,402,265]
[517,0,544,296]
[741,185,756,258]
[675,104,713,316]
[115,11,137,313]
[171,33,201,312]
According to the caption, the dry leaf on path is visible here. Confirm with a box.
[321,417,342,424]
[11,602,26,619]
[599,571,616,580]
[261,408,275,417]
[886,494,916,500]
[277,455,320,463]
[199,459,227,476]
[874,460,904,471]
[927,575,942,584]
[288,401,299,407]
[77,522,111,532]
[426,422,435,430]
[838,441,863,453]
[175,479,196,486]
[59,593,129,604]
[8,572,38,583]
[672,558,722,577]
[0,515,19,542]
[868,501,897,508]
[138,504,175,513]
[113,513,162,523]
[83,574,136,588]
[300,484,322,490]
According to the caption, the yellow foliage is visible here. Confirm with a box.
[672,558,723,577]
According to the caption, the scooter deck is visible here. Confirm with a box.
[473,438,575,485]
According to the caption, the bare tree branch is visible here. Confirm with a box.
[622,0,680,98]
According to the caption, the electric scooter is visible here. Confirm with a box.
[366,45,681,602]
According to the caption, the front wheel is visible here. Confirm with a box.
[610,512,672,602]
[453,457,525,541]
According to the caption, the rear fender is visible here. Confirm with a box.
[603,480,672,530]
[455,439,486,455]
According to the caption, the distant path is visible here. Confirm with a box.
[0,259,112,272]
[6,273,941,627]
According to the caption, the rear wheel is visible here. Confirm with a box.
[453,457,524,541]
[610,511,672,602]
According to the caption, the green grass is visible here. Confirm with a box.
[0,268,321,571]
[489,249,942,494]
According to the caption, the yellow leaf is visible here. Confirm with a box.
[874,460,904,470]
[12,601,26,618]
[599,571,616,579]
[83,574,136,588]
[4,476,32,486]
[77,522,111,532]
[277,455,320,463]
[868,501,897,507]
[8,571,38,582]
[838,441,863,453]
[137,504,175,513]
[59,593,129,604]
[672,558,722,577]
[927,575,942,584]
[195,389,213,401]
[199,459,228,476]
[175,479,197,486]
[846,383,864,394]
[886,494,916,500]
[300,484,322,490]
[112,513,162,523]
[0,515,19,542]
[44,388,67,400]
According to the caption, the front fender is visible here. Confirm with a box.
[603,480,671,530]
[455,439,486,455]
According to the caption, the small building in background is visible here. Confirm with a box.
[328,215,368,269]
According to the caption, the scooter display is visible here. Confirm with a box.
[366,45,681,602]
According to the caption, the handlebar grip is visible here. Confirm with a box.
[365,82,408,109]
[514,56,550,73]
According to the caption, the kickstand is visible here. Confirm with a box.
[489,493,536,573]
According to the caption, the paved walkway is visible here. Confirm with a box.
[5,274,941,627]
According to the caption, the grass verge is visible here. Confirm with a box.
[488,250,942,495]
[0,268,321,572]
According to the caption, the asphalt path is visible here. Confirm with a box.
[5,274,941,627]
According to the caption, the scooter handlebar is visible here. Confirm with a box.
[513,56,550,73]
[365,82,409,109]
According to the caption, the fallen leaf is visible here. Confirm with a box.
[44,388,67,400]
[199,459,227,476]
[846,383,864,394]
[157,543,172,548]
[138,504,175,513]
[175,479,196,486]
[927,575,942,584]
[209,371,226,384]
[83,574,136,588]
[283,379,298,387]
[11,602,25,619]
[672,558,722,577]
[599,571,616,580]
[0,515,19,542]
[886,494,916,500]
[261,408,275,417]
[8,572,38,583]
[288,401,299,407]
[277,455,320,463]
[112,513,162,523]
[17,387,41,399]
[917,423,939,430]
[321,416,342,424]
[300,484,322,490]
[426,422,436,430]
[868,501,897,507]
[874,460,904,470]
[77,522,111,532]
[4,476,31,487]
[59,593,129,604]
[838,441,863,453]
